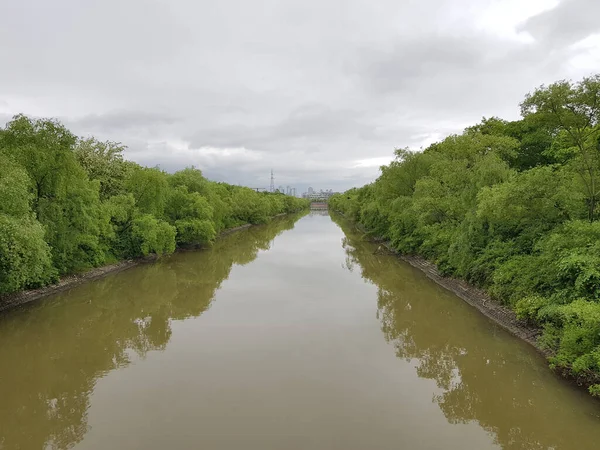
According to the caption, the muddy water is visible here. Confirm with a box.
[1,212,600,450]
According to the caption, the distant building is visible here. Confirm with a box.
[274,185,298,196]
[302,188,338,200]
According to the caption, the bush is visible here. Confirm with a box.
[131,215,176,257]
[175,219,216,246]
[0,215,56,294]
[515,295,550,322]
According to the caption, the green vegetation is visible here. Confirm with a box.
[0,115,308,296]
[330,74,600,394]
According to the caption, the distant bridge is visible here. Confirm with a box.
[310,202,328,210]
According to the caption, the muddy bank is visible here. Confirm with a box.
[0,214,294,313]
[397,256,600,390]
[0,259,147,313]
[397,255,544,352]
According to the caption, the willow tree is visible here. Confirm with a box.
[0,115,106,273]
[0,155,55,293]
[74,137,132,200]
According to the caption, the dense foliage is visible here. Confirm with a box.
[330,74,600,394]
[0,115,308,295]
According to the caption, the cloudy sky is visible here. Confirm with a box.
[1,0,599,193]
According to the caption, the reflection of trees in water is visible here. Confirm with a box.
[331,213,600,450]
[308,210,330,217]
[0,213,304,450]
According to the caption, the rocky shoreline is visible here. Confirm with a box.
[0,259,145,313]
[338,212,547,353]
[397,254,545,353]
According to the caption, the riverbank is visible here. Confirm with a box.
[333,211,600,392]
[0,259,145,313]
[0,213,296,313]
[398,254,544,351]
[5,210,600,450]
[333,211,541,345]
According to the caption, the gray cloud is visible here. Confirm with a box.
[352,35,485,94]
[70,111,180,134]
[350,32,571,121]
[518,0,600,47]
[187,104,381,153]
[1,0,598,192]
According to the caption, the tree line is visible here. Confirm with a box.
[330,74,600,395]
[0,115,309,296]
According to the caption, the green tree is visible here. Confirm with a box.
[0,215,55,294]
[0,115,106,273]
[477,165,582,247]
[131,215,176,257]
[0,154,32,217]
[467,116,555,170]
[521,75,600,221]
[164,185,216,246]
[0,154,55,293]
[164,186,213,223]
[174,219,216,246]
[74,138,132,200]
[169,166,209,194]
[125,167,169,217]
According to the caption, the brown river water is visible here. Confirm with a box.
[1,212,600,450]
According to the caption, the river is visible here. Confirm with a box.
[1,212,600,450]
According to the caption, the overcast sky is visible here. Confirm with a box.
[1,0,599,193]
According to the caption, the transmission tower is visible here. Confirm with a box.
[270,169,275,192]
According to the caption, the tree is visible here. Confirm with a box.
[74,138,131,200]
[125,167,169,217]
[521,75,600,221]
[467,116,556,170]
[0,215,56,293]
[0,114,78,210]
[477,165,583,246]
[0,154,32,217]
[174,219,216,246]
[168,166,208,194]
[131,215,176,257]
[164,186,216,246]
[0,115,106,273]
[164,186,213,223]
[0,154,55,293]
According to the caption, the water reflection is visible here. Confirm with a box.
[308,210,330,217]
[0,213,305,450]
[331,213,600,450]
[4,211,600,450]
